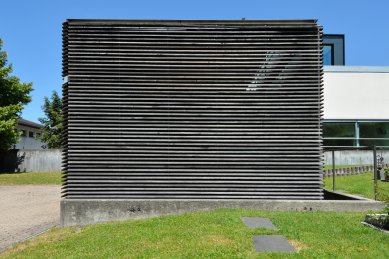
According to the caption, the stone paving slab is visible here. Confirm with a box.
[252,235,296,252]
[0,185,61,252]
[241,217,278,230]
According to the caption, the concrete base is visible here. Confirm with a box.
[60,199,387,226]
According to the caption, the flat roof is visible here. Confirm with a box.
[324,66,389,73]
[323,119,389,122]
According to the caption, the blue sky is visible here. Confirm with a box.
[1,0,388,123]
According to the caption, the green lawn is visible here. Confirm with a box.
[0,172,62,185]
[324,172,389,202]
[1,209,388,258]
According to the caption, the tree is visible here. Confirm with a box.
[38,91,63,148]
[0,38,33,150]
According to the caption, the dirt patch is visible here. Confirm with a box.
[200,234,234,246]
[289,239,308,251]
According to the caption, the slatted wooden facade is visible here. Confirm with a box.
[62,19,323,200]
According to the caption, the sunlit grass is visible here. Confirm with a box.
[1,209,388,258]
[324,172,389,201]
[0,172,61,185]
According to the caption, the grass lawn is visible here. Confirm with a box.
[324,172,389,202]
[0,172,62,185]
[1,209,389,258]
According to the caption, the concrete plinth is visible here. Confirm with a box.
[60,198,387,226]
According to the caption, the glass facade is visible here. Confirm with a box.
[323,122,354,138]
[323,121,389,147]
[323,35,345,65]
[359,122,389,138]
[359,122,389,146]
[323,45,333,65]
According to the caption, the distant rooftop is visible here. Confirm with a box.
[17,118,43,129]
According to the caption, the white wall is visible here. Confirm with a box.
[324,67,389,120]
[15,125,46,149]
[15,136,46,150]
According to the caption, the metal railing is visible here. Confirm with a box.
[324,146,389,201]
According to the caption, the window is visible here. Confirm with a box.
[323,122,355,138]
[36,132,41,138]
[29,131,34,138]
[21,130,26,137]
[359,122,389,146]
[323,122,355,146]
[323,139,355,147]
[359,139,389,146]
[359,122,389,138]
[323,121,389,147]
[323,45,333,65]
[323,34,345,65]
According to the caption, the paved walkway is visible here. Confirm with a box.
[241,217,296,252]
[0,185,61,252]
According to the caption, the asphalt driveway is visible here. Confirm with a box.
[0,185,61,252]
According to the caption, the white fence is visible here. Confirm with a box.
[0,149,61,173]
[324,150,389,166]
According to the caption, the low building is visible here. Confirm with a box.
[323,66,389,147]
[14,118,46,149]
[322,35,389,148]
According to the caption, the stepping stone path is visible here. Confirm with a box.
[241,217,297,253]
[252,235,296,252]
[241,217,278,230]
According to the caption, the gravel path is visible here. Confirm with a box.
[0,185,61,252]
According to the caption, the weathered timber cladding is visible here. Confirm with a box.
[62,20,323,199]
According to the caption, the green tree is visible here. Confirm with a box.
[0,38,33,150]
[38,91,63,148]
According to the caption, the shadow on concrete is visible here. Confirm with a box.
[323,189,367,200]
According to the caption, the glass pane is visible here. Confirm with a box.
[323,45,333,65]
[324,139,355,146]
[359,139,389,146]
[323,123,355,138]
[359,122,389,138]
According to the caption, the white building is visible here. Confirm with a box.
[323,35,389,147]
[14,118,46,149]
[324,66,389,147]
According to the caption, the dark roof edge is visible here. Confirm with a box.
[17,118,44,129]
[64,19,318,24]
[323,118,389,122]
